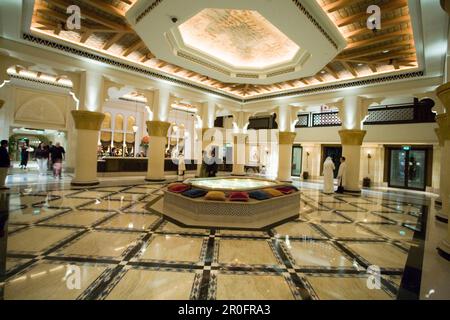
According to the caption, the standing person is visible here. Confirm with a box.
[322,156,335,194]
[35,142,49,176]
[50,142,65,179]
[0,140,11,190]
[199,150,207,178]
[207,148,218,177]
[20,143,29,169]
[178,151,186,179]
[47,141,53,171]
[336,157,346,193]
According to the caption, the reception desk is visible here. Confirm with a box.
[97,157,198,173]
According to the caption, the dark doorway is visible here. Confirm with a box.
[322,145,342,177]
[387,146,429,191]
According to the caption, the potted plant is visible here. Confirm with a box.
[140,135,150,155]
[302,152,310,180]
[363,153,372,188]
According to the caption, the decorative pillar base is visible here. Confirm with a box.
[437,239,450,261]
[70,110,105,186]
[231,173,246,177]
[145,178,167,182]
[71,181,100,187]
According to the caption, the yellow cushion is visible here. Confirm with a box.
[204,191,226,201]
[263,188,283,197]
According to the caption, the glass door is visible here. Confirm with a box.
[389,149,406,188]
[388,148,427,191]
[291,145,303,177]
[407,150,426,190]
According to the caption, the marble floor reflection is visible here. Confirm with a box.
[1,181,449,300]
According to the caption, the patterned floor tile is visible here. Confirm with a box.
[105,268,198,300]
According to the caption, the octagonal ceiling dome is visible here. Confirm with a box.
[178,8,300,69]
[126,0,347,85]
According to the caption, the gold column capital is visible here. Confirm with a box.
[146,120,170,137]
[278,131,296,145]
[71,110,105,131]
[338,129,366,146]
[436,81,450,113]
[436,113,450,140]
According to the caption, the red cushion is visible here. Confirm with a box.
[229,191,249,202]
[168,183,190,193]
[276,186,297,194]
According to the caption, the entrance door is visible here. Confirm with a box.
[291,145,303,177]
[323,146,342,177]
[389,147,427,191]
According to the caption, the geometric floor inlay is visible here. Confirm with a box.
[2,182,427,300]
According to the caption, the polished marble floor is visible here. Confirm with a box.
[0,179,449,300]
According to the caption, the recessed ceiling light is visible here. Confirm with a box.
[382,50,390,53]
[321,70,326,74]
[357,63,363,66]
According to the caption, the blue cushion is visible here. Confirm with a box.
[182,188,207,198]
[249,190,271,200]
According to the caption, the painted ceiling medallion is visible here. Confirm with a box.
[127,0,347,84]
[178,9,300,69]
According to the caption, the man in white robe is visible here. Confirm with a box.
[336,157,347,193]
[322,157,335,194]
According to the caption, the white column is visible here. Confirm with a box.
[277,132,296,182]
[145,121,170,181]
[70,71,105,186]
[71,111,105,185]
[337,96,368,192]
[231,133,247,176]
[152,87,170,122]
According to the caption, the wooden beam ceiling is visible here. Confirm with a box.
[30,0,419,99]
[340,61,358,77]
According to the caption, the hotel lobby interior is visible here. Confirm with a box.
[0,0,449,303]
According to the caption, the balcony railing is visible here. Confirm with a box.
[296,102,436,128]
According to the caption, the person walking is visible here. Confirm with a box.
[336,157,347,193]
[35,142,49,176]
[50,142,65,179]
[0,140,11,189]
[47,141,53,171]
[20,144,30,169]
[322,156,335,194]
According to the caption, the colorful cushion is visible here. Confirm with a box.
[229,191,249,202]
[167,183,190,193]
[249,190,271,200]
[205,191,226,201]
[263,188,284,197]
[182,189,207,198]
[276,186,298,194]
